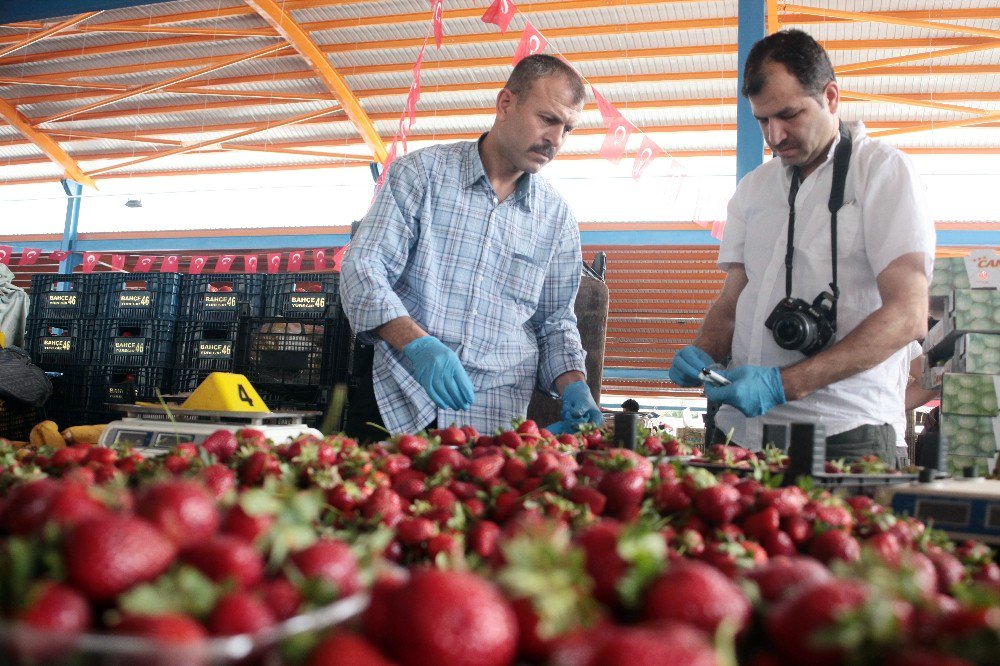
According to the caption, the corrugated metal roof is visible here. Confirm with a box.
[0,0,997,185]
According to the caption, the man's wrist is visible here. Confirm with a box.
[555,371,586,396]
[778,365,806,402]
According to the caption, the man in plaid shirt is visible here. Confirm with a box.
[340,54,602,438]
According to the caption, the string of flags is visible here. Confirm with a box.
[0,245,348,275]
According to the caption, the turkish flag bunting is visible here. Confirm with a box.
[244,255,258,274]
[81,252,100,274]
[711,220,726,240]
[332,244,349,273]
[632,136,664,181]
[215,255,235,274]
[430,0,444,49]
[267,253,282,274]
[599,115,635,165]
[133,256,154,273]
[0,246,11,265]
[18,248,40,266]
[592,87,620,123]
[189,255,208,275]
[287,250,304,273]
[398,118,410,154]
[48,250,70,261]
[482,0,517,33]
[557,54,581,75]
[413,42,425,89]
[312,249,327,271]
[405,84,419,130]
[513,21,547,66]
[111,254,127,271]
[161,255,179,272]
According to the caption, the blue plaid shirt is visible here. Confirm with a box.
[340,138,586,434]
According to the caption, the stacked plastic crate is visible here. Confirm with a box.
[92,273,181,415]
[239,273,350,422]
[172,275,264,395]
[24,275,101,427]
[923,258,1000,476]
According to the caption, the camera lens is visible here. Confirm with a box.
[773,314,816,350]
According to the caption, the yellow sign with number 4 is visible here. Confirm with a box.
[181,372,269,413]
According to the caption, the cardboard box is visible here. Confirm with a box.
[940,413,1000,456]
[941,373,1000,417]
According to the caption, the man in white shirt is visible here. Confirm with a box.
[668,29,935,464]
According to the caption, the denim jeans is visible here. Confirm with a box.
[825,423,897,466]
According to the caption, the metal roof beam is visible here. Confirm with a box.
[869,112,1000,139]
[836,41,1000,74]
[244,0,386,163]
[839,90,992,117]
[0,11,100,59]
[781,3,1000,41]
[0,98,95,188]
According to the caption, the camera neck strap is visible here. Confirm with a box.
[783,120,853,324]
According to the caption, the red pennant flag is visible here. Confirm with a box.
[189,255,208,275]
[18,248,40,266]
[110,254,127,271]
[405,84,420,130]
[312,249,327,271]
[482,0,516,33]
[287,250,304,273]
[161,255,179,273]
[513,21,547,66]
[48,250,70,262]
[267,253,282,274]
[430,0,444,48]
[413,42,426,88]
[214,255,235,274]
[592,87,620,123]
[599,115,635,165]
[397,118,410,155]
[711,220,726,240]
[557,54,581,75]
[133,256,154,273]
[331,244,349,273]
[244,255,258,273]
[81,252,100,274]
[632,136,664,181]
[0,246,11,265]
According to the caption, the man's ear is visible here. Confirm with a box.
[496,87,515,120]
[824,79,840,115]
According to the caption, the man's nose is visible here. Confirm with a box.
[766,119,786,146]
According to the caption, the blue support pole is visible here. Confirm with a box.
[736,0,767,183]
[59,179,83,274]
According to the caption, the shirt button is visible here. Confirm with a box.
[492,196,498,205]
[472,310,478,316]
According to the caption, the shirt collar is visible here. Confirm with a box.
[783,119,865,180]
[462,133,535,212]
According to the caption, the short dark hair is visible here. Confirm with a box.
[741,29,835,101]
[621,399,640,413]
[504,54,586,106]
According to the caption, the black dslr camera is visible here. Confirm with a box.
[764,292,837,357]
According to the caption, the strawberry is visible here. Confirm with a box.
[808,529,861,564]
[201,430,240,462]
[84,446,117,466]
[397,434,429,458]
[221,503,274,545]
[438,426,467,447]
[137,480,220,549]
[424,486,457,515]
[744,555,832,604]
[397,516,439,545]
[0,478,59,535]
[569,485,607,516]
[448,479,478,500]
[502,457,529,486]
[693,483,742,524]
[45,481,108,529]
[64,515,176,601]
[886,650,977,666]
[653,481,691,515]
[461,425,480,441]
[643,560,752,633]
[362,487,405,526]
[201,463,236,499]
[183,535,264,589]
[766,578,870,666]
[290,539,361,597]
[392,473,427,500]
[172,442,199,460]
[589,623,719,666]
[426,446,468,474]
[925,547,968,593]
[468,454,505,482]
[383,569,517,666]
[758,486,807,517]
[427,531,461,560]
[239,451,280,486]
[380,453,411,476]
[759,530,797,557]
[237,428,268,450]
[162,454,190,475]
[598,468,646,517]
[865,532,903,567]
[742,506,781,541]
[496,430,523,449]
[207,591,276,636]
[814,503,854,531]
[113,613,207,644]
[260,577,302,621]
[362,571,408,648]
[469,520,502,559]
[308,630,393,666]
[18,583,91,632]
[576,520,627,607]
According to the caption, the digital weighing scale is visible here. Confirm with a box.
[888,478,1000,545]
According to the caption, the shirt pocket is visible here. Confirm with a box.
[796,200,862,261]
[502,252,546,311]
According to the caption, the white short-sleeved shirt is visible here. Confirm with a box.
[716,121,935,448]
[890,341,923,449]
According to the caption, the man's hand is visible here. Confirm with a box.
[703,365,786,417]
[402,336,475,410]
[547,381,603,434]
[668,345,714,387]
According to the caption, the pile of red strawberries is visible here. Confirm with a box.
[0,420,998,665]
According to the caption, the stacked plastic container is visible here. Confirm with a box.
[25,274,102,427]
[92,273,181,414]
[239,273,351,420]
[923,257,1000,476]
[172,275,263,394]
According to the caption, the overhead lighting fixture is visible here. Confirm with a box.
[125,198,143,208]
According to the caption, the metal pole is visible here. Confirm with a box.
[736,0,767,183]
[59,178,83,274]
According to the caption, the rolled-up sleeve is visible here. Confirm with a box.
[340,160,424,340]
[531,211,586,396]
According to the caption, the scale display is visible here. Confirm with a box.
[890,479,1000,545]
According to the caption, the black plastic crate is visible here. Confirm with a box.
[91,365,172,407]
[254,383,330,426]
[96,319,176,367]
[29,274,99,320]
[45,366,97,416]
[174,320,243,371]
[44,407,114,430]
[179,274,265,321]
[0,397,42,441]
[26,318,97,366]
[98,273,181,320]
[263,273,340,319]
[239,317,341,386]
[170,369,215,395]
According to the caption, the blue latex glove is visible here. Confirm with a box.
[402,336,475,411]
[558,380,603,430]
[703,365,786,417]
[668,345,714,387]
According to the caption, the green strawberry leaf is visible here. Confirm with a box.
[118,566,219,618]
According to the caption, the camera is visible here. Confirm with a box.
[764,292,837,356]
